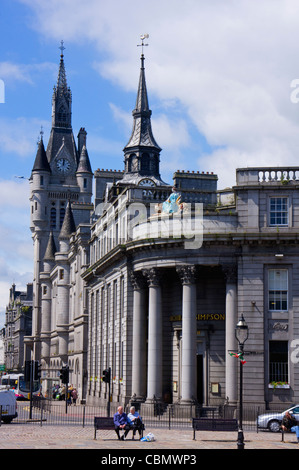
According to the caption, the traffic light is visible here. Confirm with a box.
[102,368,110,384]
[59,365,69,384]
[34,361,42,381]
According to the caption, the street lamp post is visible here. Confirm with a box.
[235,315,249,450]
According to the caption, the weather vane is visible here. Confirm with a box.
[137,34,149,55]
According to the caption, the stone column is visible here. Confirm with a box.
[130,270,147,401]
[142,268,163,402]
[55,256,70,362]
[223,264,238,404]
[40,276,51,360]
[176,265,197,403]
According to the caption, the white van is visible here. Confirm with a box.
[0,390,18,423]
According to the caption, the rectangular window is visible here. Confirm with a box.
[269,341,288,383]
[268,269,288,311]
[269,197,288,226]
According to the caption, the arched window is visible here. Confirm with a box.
[57,105,67,124]
[129,154,138,172]
[50,207,56,230]
[60,205,65,228]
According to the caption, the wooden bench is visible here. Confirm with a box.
[94,416,144,440]
[94,416,115,440]
[192,418,238,440]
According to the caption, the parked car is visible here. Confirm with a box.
[257,405,299,432]
[0,389,18,424]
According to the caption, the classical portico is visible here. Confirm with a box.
[130,262,238,406]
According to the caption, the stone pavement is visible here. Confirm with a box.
[0,423,298,450]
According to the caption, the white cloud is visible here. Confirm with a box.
[0,179,33,327]
[16,0,299,189]
[0,61,57,86]
[0,117,50,158]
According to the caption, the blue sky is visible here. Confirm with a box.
[1,0,299,327]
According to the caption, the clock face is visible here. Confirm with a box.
[139,178,155,187]
[56,158,71,174]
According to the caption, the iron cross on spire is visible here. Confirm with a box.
[137,34,149,55]
[37,125,44,146]
[59,40,65,56]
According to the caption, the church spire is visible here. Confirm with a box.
[122,35,163,184]
[46,42,77,165]
[51,41,72,129]
[56,41,68,92]
[123,42,161,153]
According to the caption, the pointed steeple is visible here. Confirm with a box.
[46,42,78,166]
[56,41,68,94]
[77,145,92,173]
[51,41,72,129]
[44,231,57,261]
[32,135,51,172]
[121,43,164,185]
[59,200,76,239]
[123,53,161,152]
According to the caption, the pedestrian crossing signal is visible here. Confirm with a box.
[60,365,69,384]
[102,368,110,384]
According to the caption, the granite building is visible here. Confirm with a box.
[4,283,33,371]
[28,46,93,398]
[29,45,299,410]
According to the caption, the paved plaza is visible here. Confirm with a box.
[0,423,298,450]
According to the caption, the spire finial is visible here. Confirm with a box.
[137,34,149,64]
[37,125,44,145]
[59,40,65,57]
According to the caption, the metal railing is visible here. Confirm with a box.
[7,399,276,432]
[269,362,288,384]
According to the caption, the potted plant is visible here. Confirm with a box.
[268,381,290,389]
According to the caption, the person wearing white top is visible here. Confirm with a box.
[127,406,144,440]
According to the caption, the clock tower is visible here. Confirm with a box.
[121,48,167,188]
[29,44,93,360]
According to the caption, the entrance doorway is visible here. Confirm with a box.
[197,354,203,403]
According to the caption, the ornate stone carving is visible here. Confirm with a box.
[129,270,146,290]
[269,321,288,332]
[176,265,197,285]
[142,268,162,287]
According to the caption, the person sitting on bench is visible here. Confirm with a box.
[128,406,144,440]
[113,406,131,440]
[282,411,299,442]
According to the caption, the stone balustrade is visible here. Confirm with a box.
[237,167,299,185]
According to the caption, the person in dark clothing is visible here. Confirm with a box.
[282,411,299,442]
[282,411,297,431]
[113,406,131,440]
